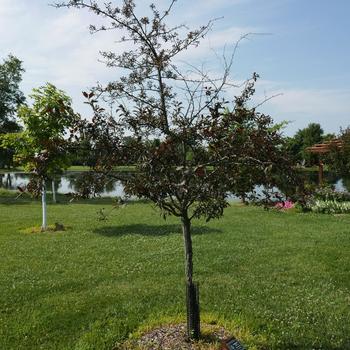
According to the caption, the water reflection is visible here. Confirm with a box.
[0,171,349,198]
[0,172,26,189]
[303,172,350,192]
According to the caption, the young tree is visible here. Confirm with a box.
[2,83,78,229]
[0,55,25,168]
[55,0,298,339]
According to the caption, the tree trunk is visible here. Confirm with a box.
[181,215,200,340]
[52,179,56,203]
[42,183,47,231]
[6,173,12,188]
[318,161,324,186]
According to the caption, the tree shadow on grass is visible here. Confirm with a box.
[0,194,148,206]
[94,224,222,237]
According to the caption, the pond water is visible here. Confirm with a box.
[0,172,125,197]
[0,171,349,198]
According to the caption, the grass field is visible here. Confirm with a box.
[0,165,136,174]
[0,165,327,174]
[0,192,349,349]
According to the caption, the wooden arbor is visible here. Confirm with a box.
[305,139,343,184]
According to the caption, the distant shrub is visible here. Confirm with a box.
[300,185,350,214]
[313,186,350,202]
[306,199,350,214]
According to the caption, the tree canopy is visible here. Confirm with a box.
[0,55,25,167]
[12,83,77,184]
[0,54,25,133]
[56,0,299,339]
[2,83,78,228]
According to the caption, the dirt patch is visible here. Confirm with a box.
[21,223,68,234]
[118,323,232,350]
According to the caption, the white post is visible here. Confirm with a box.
[52,179,56,203]
[42,183,47,231]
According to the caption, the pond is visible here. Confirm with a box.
[0,171,349,198]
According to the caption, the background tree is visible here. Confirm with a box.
[327,127,350,178]
[2,83,78,229]
[56,0,299,339]
[69,138,97,167]
[0,55,25,168]
[286,123,335,167]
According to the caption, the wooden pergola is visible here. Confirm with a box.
[305,139,343,184]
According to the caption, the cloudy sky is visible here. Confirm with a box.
[1,0,349,135]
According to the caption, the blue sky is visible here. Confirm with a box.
[0,0,349,135]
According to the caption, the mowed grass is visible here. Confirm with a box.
[0,193,349,349]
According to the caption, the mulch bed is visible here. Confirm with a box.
[118,323,231,350]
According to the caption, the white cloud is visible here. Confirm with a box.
[174,25,259,69]
[0,0,24,16]
[0,0,27,49]
[255,84,350,135]
[1,0,348,135]
[218,79,350,135]
[0,2,131,112]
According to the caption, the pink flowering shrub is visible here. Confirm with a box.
[275,200,295,210]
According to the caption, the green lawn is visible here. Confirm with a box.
[67,165,136,172]
[0,193,349,349]
[0,167,23,174]
[0,165,137,174]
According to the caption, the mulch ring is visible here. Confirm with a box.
[118,323,232,350]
